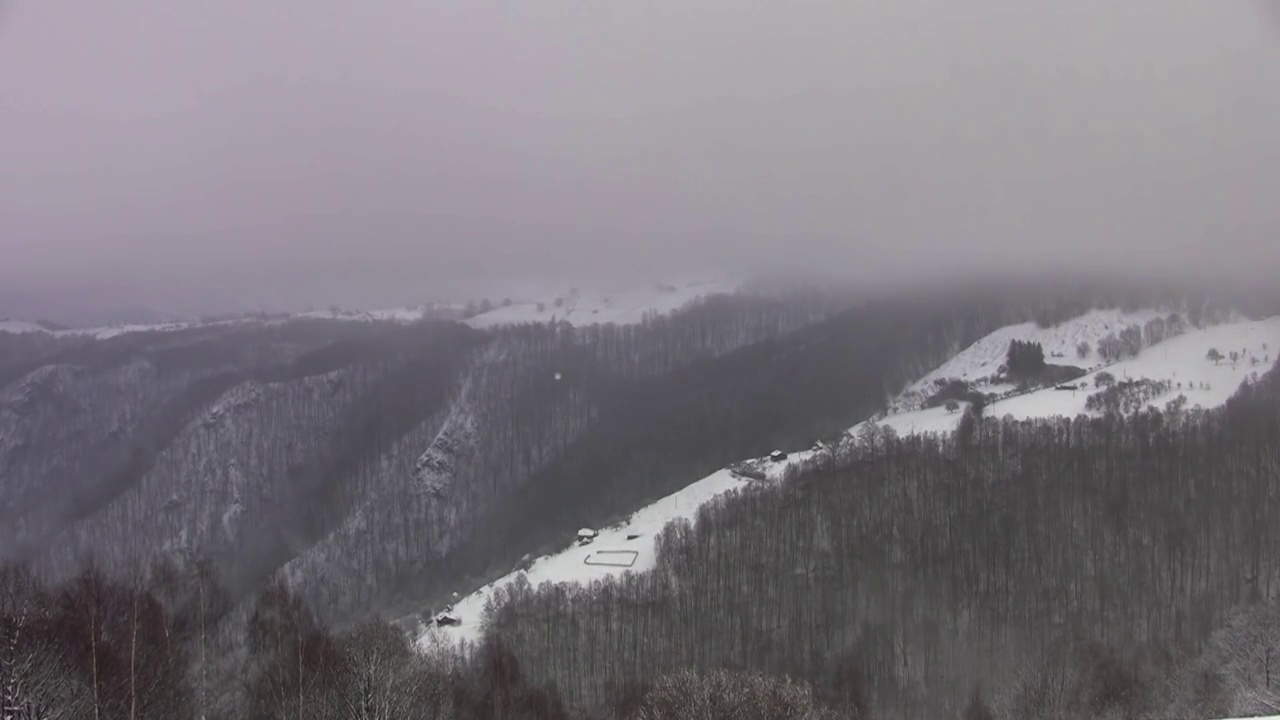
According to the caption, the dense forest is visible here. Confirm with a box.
[4,357,1279,719]
[1,278,1191,625]
[477,356,1280,719]
[3,277,1279,720]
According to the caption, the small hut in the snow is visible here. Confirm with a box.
[769,450,788,462]
[577,528,599,545]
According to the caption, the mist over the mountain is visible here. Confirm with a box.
[7,3,1280,720]
[3,0,1279,321]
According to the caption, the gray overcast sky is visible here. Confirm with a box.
[2,0,1278,319]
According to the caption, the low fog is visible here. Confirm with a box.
[2,0,1278,321]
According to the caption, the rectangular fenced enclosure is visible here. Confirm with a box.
[584,550,639,568]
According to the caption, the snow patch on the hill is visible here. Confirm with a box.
[2,281,730,340]
[0,319,50,335]
[463,279,740,329]
[991,316,1279,421]
[295,303,464,324]
[850,403,970,441]
[901,308,1175,409]
[876,314,1280,438]
[416,467,754,647]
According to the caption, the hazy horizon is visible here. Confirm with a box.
[3,0,1279,324]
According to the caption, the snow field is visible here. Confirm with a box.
[416,467,753,646]
[463,279,740,329]
[908,308,1176,398]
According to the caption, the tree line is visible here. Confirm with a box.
[0,559,864,719]
[476,357,1280,718]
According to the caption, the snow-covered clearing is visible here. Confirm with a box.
[864,315,1280,438]
[463,279,739,329]
[417,467,755,646]
[850,403,969,440]
[905,308,1174,403]
[991,316,1279,420]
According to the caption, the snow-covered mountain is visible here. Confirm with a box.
[419,307,1280,647]
[462,279,741,329]
[0,319,51,335]
[0,279,741,341]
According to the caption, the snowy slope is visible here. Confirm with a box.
[417,467,754,646]
[992,317,1279,420]
[463,279,739,329]
[0,319,50,334]
[904,308,1172,402]
[849,403,970,440]
[295,303,464,324]
[0,280,729,339]
[872,314,1280,439]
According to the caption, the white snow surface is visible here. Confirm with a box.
[463,279,740,329]
[875,314,1280,438]
[416,467,755,647]
[908,308,1171,397]
[0,319,50,334]
[850,403,970,440]
[991,316,1280,420]
[295,304,463,324]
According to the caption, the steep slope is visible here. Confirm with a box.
[10,322,480,593]
[0,291,842,621]
[428,308,1280,649]
[468,336,1280,717]
[418,467,752,646]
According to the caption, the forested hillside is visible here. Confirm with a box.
[4,324,1278,720]
[2,279,1279,719]
[0,279,1261,627]
[480,357,1280,718]
[0,292,840,616]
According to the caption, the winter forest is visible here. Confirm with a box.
[2,280,1279,719]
